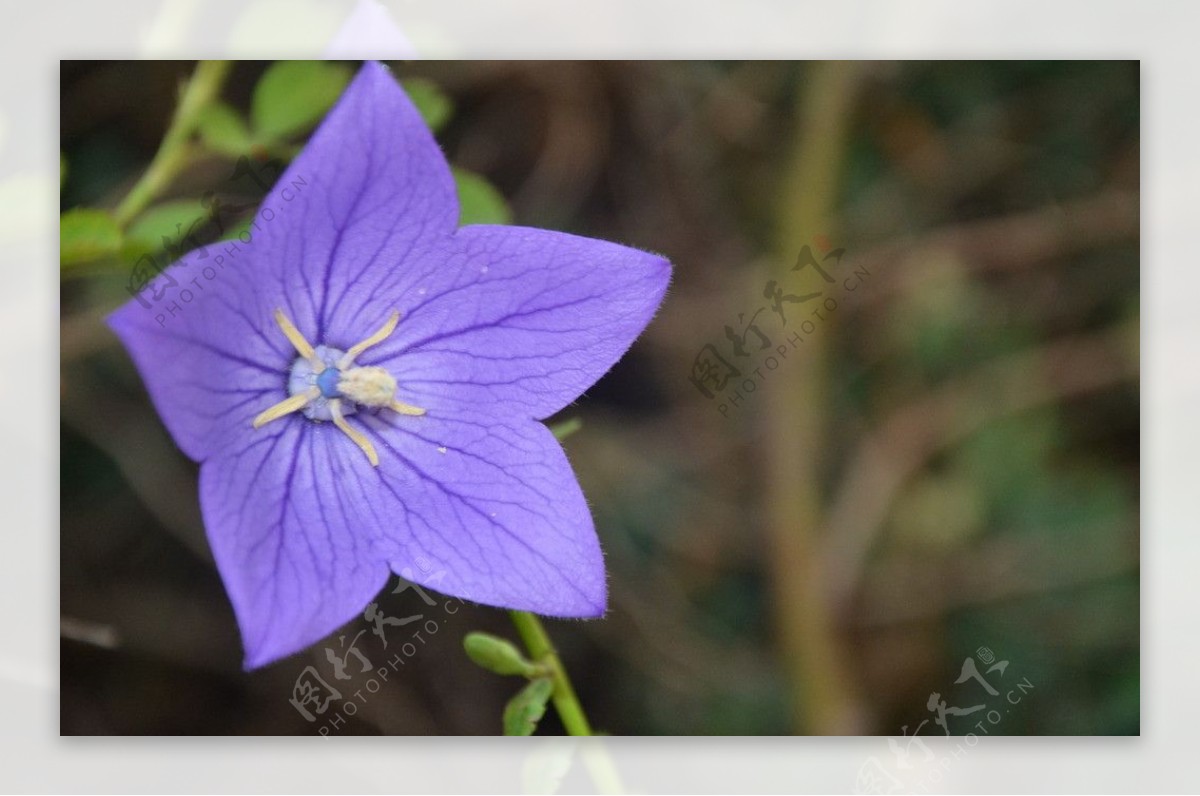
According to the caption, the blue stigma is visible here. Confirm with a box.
[287,345,352,422]
[316,367,342,399]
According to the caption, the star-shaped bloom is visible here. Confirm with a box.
[108,62,670,668]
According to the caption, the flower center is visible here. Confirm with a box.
[287,345,352,421]
[252,309,425,467]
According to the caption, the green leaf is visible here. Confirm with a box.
[401,77,454,133]
[60,208,122,267]
[464,632,542,678]
[549,417,583,441]
[196,102,254,156]
[453,167,512,226]
[251,60,351,142]
[503,677,555,736]
[126,200,212,252]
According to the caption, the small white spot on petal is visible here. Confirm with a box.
[417,287,427,296]
[437,446,447,454]
[480,265,489,274]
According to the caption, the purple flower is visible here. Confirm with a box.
[108,62,670,669]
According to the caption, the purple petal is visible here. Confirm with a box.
[363,225,671,420]
[202,411,604,668]
[108,294,285,462]
[239,59,459,350]
[353,413,605,618]
[108,60,458,461]
[199,420,391,669]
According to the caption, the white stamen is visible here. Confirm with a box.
[253,309,425,466]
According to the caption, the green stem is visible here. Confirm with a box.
[764,60,862,733]
[509,610,593,736]
[113,60,232,227]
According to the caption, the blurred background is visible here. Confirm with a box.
[60,60,1139,736]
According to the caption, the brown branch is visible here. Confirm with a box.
[843,189,1139,311]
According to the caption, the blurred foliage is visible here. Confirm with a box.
[60,60,1138,737]
[453,166,514,225]
[60,207,121,267]
[195,103,254,157]
[250,60,351,142]
[402,77,455,133]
